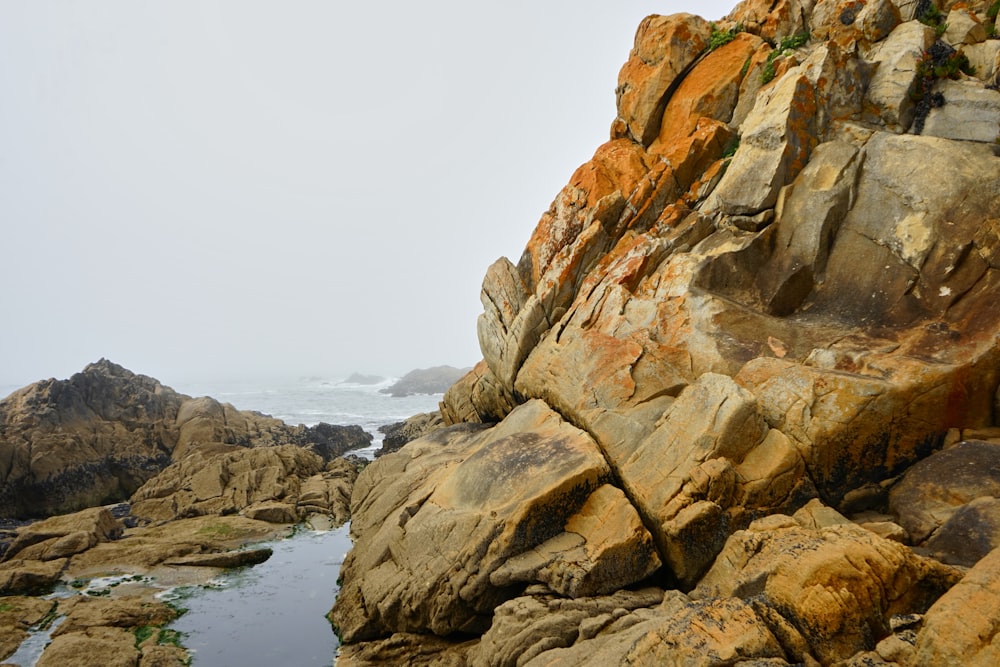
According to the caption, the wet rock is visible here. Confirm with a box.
[0,596,55,661]
[163,546,272,568]
[35,627,140,667]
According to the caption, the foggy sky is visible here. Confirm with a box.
[1,1,736,389]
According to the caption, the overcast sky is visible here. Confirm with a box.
[1,1,736,388]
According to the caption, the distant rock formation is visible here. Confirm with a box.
[333,1,1000,664]
[380,366,469,397]
[341,373,385,385]
[0,359,371,519]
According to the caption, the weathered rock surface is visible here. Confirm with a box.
[336,2,1000,664]
[693,511,961,664]
[30,595,182,667]
[2,507,122,563]
[0,359,372,519]
[910,546,1000,666]
[129,443,330,524]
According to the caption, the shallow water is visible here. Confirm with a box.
[166,526,353,667]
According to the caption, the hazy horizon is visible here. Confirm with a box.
[1,1,736,389]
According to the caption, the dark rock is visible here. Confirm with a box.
[295,422,372,462]
[889,441,1000,544]
[923,496,1000,567]
[376,411,445,456]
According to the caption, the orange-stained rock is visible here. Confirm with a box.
[614,14,712,145]
[652,32,765,153]
[521,139,653,290]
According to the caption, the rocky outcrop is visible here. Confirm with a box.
[0,359,371,519]
[335,1,1000,664]
[128,443,361,526]
[331,400,659,641]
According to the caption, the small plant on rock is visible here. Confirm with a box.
[708,22,743,51]
[760,31,811,84]
[987,0,1000,38]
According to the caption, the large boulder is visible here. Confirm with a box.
[889,440,1000,565]
[330,400,658,642]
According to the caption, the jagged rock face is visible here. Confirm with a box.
[0,359,371,519]
[344,1,1000,664]
[128,444,361,525]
